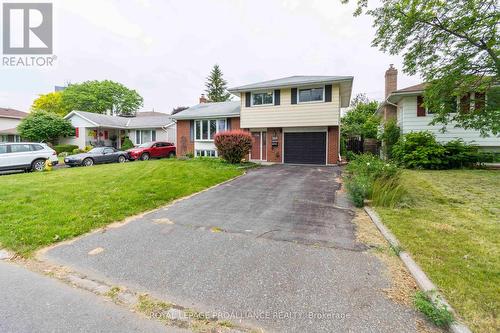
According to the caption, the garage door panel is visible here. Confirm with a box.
[284,132,326,165]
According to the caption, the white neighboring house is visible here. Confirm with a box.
[0,108,29,142]
[379,65,500,151]
[61,111,176,149]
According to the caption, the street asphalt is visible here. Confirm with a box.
[0,261,187,333]
[44,165,422,333]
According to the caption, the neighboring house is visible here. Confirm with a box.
[0,108,28,142]
[379,64,500,150]
[60,111,176,149]
[173,75,353,165]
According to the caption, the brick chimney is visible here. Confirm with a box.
[199,94,207,103]
[385,64,398,97]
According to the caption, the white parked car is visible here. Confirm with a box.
[0,142,59,172]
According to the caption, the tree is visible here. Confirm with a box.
[17,111,74,143]
[61,80,143,116]
[205,64,232,102]
[31,91,72,116]
[343,0,500,135]
[341,94,380,139]
[171,106,189,115]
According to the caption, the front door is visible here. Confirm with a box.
[251,132,261,160]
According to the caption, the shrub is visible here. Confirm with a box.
[344,153,402,207]
[54,144,78,154]
[71,148,83,154]
[214,130,252,164]
[380,119,400,160]
[58,152,69,157]
[121,137,134,150]
[392,131,446,169]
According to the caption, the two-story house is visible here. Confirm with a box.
[173,76,353,165]
[0,108,28,142]
[379,65,500,150]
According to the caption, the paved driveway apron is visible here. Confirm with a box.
[45,165,419,333]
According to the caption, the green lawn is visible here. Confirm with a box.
[0,159,243,256]
[375,169,499,333]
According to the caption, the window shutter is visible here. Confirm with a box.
[136,131,140,144]
[245,92,251,107]
[226,118,231,130]
[189,120,194,141]
[474,93,485,111]
[274,89,280,105]
[75,128,79,138]
[152,130,156,141]
[291,88,297,104]
[325,85,332,102]
[417,96,426,117]
[460,94,471,113]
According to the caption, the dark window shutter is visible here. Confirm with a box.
[226,118,231,130]
[325,85,332,102]
[274,89,280,105]
[417,96,426,117]
[245,92,251,107]
[189,120,194,141]
[152,130,156,141]
[460,94,471,113]
[291,88,297,104]
[136,131,140,143]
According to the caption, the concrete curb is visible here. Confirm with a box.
[364,207,473,333]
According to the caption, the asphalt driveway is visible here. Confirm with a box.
[44,165,420,332]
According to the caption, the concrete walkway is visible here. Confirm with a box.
[43,165,422,333]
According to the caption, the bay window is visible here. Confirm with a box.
[194,118,226,141]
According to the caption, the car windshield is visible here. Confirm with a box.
[137,142,153,148]
[88,148,104,154]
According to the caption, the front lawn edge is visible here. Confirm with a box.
[364,206,473,333]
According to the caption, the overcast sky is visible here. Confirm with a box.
[0,0,422,114]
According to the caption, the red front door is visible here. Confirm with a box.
[251,132,261,160]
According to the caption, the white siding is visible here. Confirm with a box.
[399,96,500,148]
[240,86,341,128]
[0,117,21,131]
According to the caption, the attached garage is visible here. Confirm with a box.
[283,131,326,165]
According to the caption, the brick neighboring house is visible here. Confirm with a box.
[173,75,353,165]
[379,64,500,150]
[0,108,28,142]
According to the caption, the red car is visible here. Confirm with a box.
[127,141,176,161]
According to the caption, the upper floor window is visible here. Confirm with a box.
[298,87,324,103]
[194,119,226,141]
[252,91,273,106]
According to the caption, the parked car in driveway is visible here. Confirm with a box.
[64,147,128,167]
[0,142,58,172]
[127,141,176,161]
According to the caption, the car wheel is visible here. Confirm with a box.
[168,152,175,158]
[83,158,94,167]
[31,159,46,172]
[118,155,126,163]
[141,153,150,161]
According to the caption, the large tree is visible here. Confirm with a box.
[344,0,499,135]
[17,111,74,143]
[61,80,143,116]
[341,94,380,139]
[205,64,232,102]
[31,91,71,116]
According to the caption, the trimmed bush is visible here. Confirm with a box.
[392,131,446,169]
[214,130,252,164]
[380,119,400,160]
[121,137,134,150]
[54,144,78,154]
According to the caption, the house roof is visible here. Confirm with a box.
[171,101,241,120]
[0,108,28,119]
[385,82,426,105]
[228,75,354,107]
[65,110,174,129]
[136,111,169,117]
[393,83,426,94]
